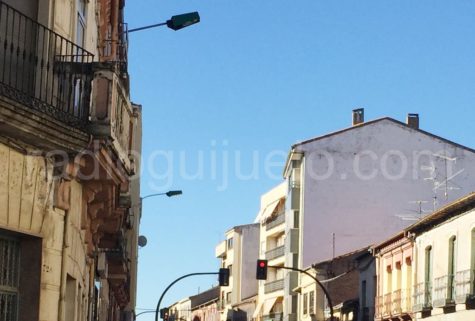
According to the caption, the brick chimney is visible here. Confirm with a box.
[352,108,364,126]
[406,113,419,129]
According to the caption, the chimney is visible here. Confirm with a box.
[352,108,364,126]
[406,113,419,129]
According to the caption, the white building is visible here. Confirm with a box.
[216,224,260,321]
[281,109,475,321]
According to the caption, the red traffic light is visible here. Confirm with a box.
[256,259,268,280]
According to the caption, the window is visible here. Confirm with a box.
[448,236,456,300]
[424,246,433,304]
[362,280,367,308]
[227,237,233,250]
[76,0,86,46]
[0,236,20,321]
[226,292,231,304]
[73,0,87,112]
[309,291,315,314]
[0,231,41,321]
[303,293,308,315]
[228,265,232,277]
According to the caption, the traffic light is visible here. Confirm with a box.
[219,268,230,286]
[160,308,169,320]
[256,259,268,280]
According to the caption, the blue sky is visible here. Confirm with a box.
[125,1,475,318]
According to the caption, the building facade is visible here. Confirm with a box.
[409,193,475,321]
[0,0,141,320]
[282,109,475,321]
[253,183,287,321]
[355,252,375,321]
[191,287,220,321]
[216,224,260,321]
[374,233,414,321]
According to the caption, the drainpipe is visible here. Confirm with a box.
[110,0,119,60]
[58,193,71,321]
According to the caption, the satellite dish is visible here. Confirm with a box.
[138,235,148,248]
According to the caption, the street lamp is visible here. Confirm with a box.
[128,12,200,33]
[141,190,183,200]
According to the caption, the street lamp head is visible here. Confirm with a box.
[165,190,183,197]
[166,12,200,31]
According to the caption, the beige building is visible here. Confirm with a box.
[169,298,192,321]
[373,231,414,321]
[253,182,287,321]
[0,0,141,320]
[216,224,260,321]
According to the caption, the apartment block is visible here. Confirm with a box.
[0,0,141,320]
[253,182,287,321]
[216,224,260,321]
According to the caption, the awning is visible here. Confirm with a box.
[263,297,278,315]
[256,200,280,223]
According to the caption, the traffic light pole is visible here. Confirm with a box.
[268,265,334,321]
[154,272,219,321]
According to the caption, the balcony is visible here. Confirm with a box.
[391,288,411,317]
[0,1,93,130]
[90,69,134,172]
[265,245,285,261]
[392,290,402,315]
[262,313,283,321]
[215,240,226,258]
[413,282,432,312]
[264,278,284,294]
[455,269,475,304]
[266,212,285,231]
[433,275,455,308]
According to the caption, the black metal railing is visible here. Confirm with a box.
[0,1,93,129]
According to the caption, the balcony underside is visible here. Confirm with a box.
[0,94,89,152]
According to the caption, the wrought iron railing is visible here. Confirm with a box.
[383,293,392,316]
[401,288,412,313]
[413,282,432,311]
[433,275,455,306]
[266,212,285,230]
[264,278,284,294]
[392,289,401,314]
[265,245,285,260]
[455,269,474,302]
[0,1,93,129]
[375,296,383,319]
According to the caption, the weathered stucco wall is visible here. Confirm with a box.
[298,119,475,266]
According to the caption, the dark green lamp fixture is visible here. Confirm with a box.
[128,12,200,33]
